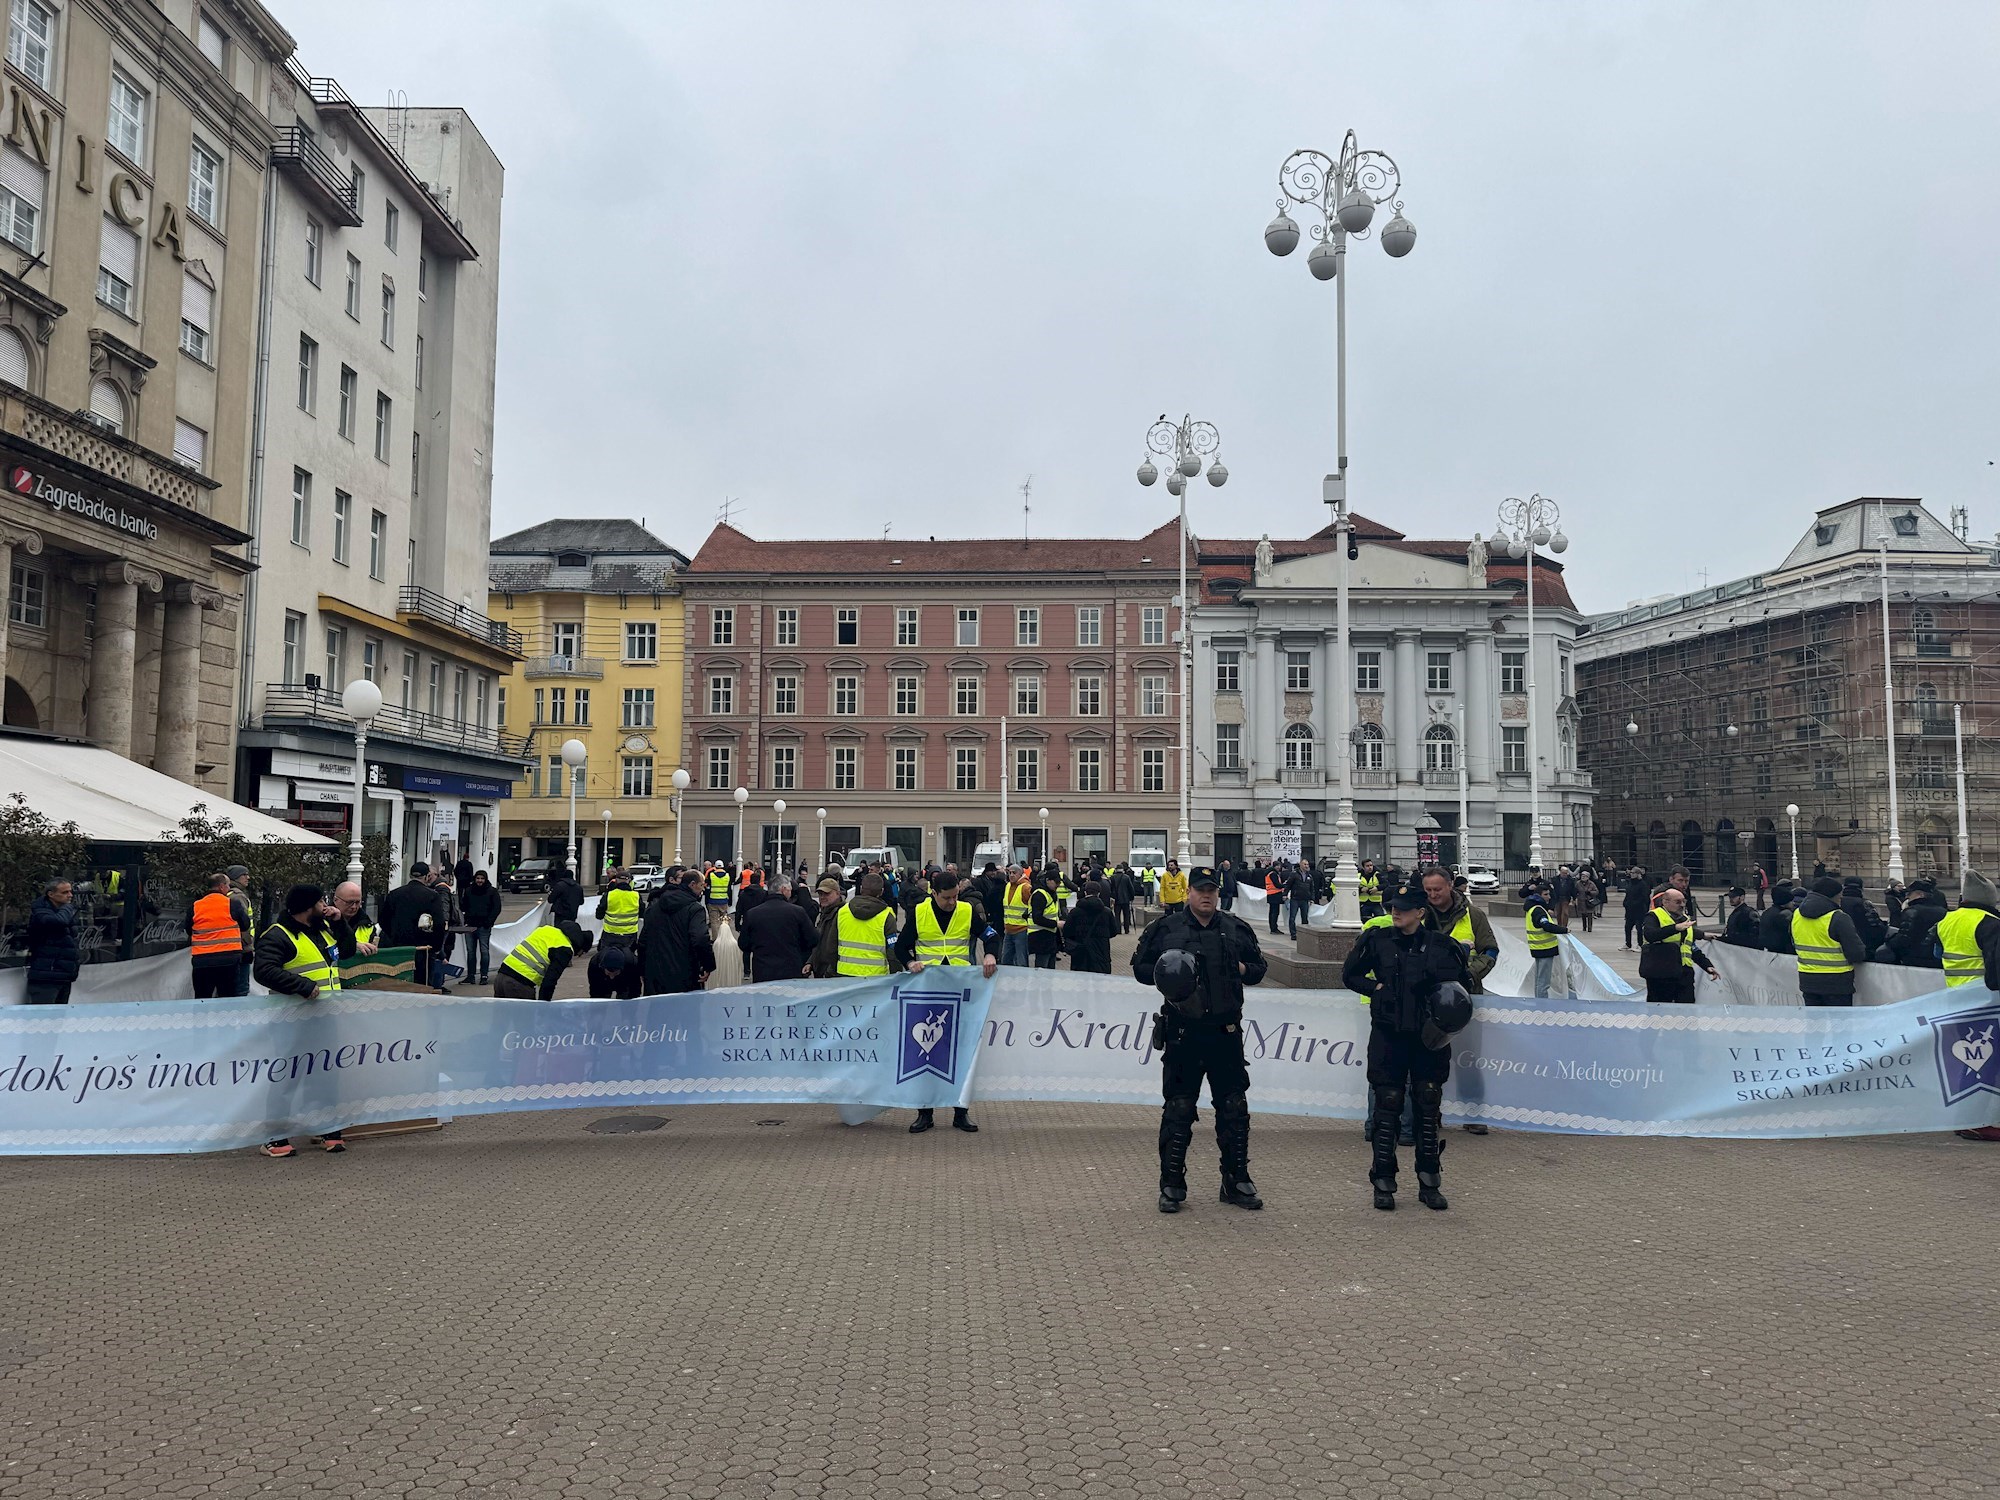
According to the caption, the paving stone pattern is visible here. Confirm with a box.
[2,1098,1994,1498]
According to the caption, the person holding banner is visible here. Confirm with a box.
[1791,878,1869,1007]
[250,884,347,1157]
[1935,870,2000,992]
[1133,866,1268,1214]
[894,871,997,1136]
[1342,887,1472,1212]
[1639,886,1717,1003]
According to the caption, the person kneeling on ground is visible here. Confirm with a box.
[494,922,576,1000]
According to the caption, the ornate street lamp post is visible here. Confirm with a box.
[1266,130,1416,928]
[340,679,382,885]
[1138,413,1227,864]
[1494,494,1568,873]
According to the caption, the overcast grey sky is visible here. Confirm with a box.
[287,1,2000,614]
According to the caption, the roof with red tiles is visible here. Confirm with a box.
[684,520,1190,576]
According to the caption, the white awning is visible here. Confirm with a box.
[0,736,335,846]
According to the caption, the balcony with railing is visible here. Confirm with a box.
[1280,766,1325,788]
[261,683,528,760]
[1350,767,1395,789]
[269,126,362,226]
[397,586,525,655]
[523,655,605,680]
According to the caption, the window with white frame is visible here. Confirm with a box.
[1140,675,1167,716]
[385,202,399,253]
[706,746,731,790]
[188,140,221,226]
[1016,607,1039,646]
[832,745,857,791]
[97,216,139,317]
[374,391,391,460]
[772,675,799,715]
[622,756,654,797]
[368,511,386,580]
[1355,722,1385,770]
[1424,723,1456,772]
[1427,651,1454,692]
[1075,746,1102,793]
[331,491,351,565]
[344,254,361,319]
[1354,650,1382,692]
[179,271,212,361]
[956,608,979,646]
[108,70,148,161]
[8,0,56,90]
[954,746,980,791]
[281,611,303,683]
[1013,674,1040,716]
[297,334,317,411]
[893,746,918,792]
[88,376,126,435]
[289,467,311,547]
[954,675,979,716]
[171,419,206,472]
[451,667,467,723]
[895,607,919,646]
[893,675,918,715]
[9,560,47,627]
[833,675,858,715]
[771,745,797,790]
[1213,723,1241,770]
[774,607,798,646]
[400,651,417,709]
[0,143,45,254]
[622,687,655,728]
[1140,746,1166,792]
[1141,606,1166,645]
[323,625,346,687]
[547,686,566,726]
[1283,724,1314,770]
[304,219,322,284]
[1214,650,1240,693]
[1014,746,1039,792]
[332,365,355,438]
[836,607,858,646]
[1076,607,1101,647]
[549,622,580,661]
[1075,676,1102,716]
[0,326,26,387]
[361,638,380,684]
[380,279,395,347]
[708,674,734,715]
[711,606,734,646]
[1285,651,1312,692]
[1502,725,1527,774]
[1500,650,1525,695]
[624,621,657,661]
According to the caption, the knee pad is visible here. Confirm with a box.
[1412,1081,1444,1115]
[1373,1085,1407,1121]
[1163,1095,1199,1126]
[1212,1091,1249,1120]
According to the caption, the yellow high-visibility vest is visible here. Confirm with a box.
[1359,873,1382,903]
[1525,903,1560,955]
[602,887,641,936]
[707,870,731,901]
[502,926,573,986]
[1003,880,1031,933]
[1651,906,1693,968]
[1791,910,1852,977]
[1936,907,1990,988]
[835,904,892,976]
[274,924,340,994]
[914,899,975,966]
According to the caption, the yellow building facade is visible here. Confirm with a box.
[488,520,688,877]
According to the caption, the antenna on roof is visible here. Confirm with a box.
[716,496,740,527]
[882,521,892,540]
[1020,474,1033,542]
[1950,504,1969,541]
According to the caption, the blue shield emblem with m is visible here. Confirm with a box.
[897,986,968,1085]
[1929,1004,2000,1107]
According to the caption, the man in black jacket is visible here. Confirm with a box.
[739,877,821,982]
[377,863,443,981]
[1721,887,1762,947]
[1061,881,1116,974]
[1343,888,1471,1211]
[1759,883,1798,954]
[1887,878,1948,966]
[1838,876,1888,954]
[547,864,585,927]
[1109,864,1138,935]
[1132,867,1269,1213]
[1027,868,1063,969]
[23,879,80,1004]
[1621,867,1651,949]
[641,871,715,994]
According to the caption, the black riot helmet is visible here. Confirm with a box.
[1420,981,1474,1050]
[1152,949,1200,1006]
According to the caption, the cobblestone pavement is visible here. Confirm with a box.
[3,1095,1994,1498]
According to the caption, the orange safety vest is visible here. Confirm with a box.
[1265,873,1282,896]
[191,891,244,957]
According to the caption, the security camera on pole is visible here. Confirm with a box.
[1493,494,1567,874]
[1265,130,1416,929]
[1137,414,1227,864]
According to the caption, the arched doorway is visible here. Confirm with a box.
[1753,816,1778,875]
[1618,821,1638,867]
[1680,820,1705,881]
[2,677,36,729]
[1714,819,1738,881]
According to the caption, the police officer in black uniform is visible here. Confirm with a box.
[1132,865,1269,1214]
[1341,886,1473,1212]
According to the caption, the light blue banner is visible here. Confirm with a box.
[1,972,1996,1153]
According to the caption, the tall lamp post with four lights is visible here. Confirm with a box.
[1265,130,1416,927]
[1137,414,1227,864]
[1493,494,1567,872]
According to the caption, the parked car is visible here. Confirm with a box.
[841,846,902,881]
[503,858,553,894]
[1465,867,1501,894]
[627,864,665,893]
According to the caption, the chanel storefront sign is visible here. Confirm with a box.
[9,464,160,541]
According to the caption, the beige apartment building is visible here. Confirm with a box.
[0,0,290,790]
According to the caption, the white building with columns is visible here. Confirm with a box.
[1191,515,1594,875]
